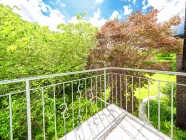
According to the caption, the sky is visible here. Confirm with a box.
[0,0,185,34]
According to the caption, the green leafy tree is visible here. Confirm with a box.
[0,4,99,139]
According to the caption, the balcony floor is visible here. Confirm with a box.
[60,104,171,140]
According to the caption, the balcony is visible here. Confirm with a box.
[0,67,184,140]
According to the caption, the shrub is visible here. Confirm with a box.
[161,83,176,106]
[147,98,186,140]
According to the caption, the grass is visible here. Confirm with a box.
[134,74,176,99]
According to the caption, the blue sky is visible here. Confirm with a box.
[0,0,184,34]
[41,0,150,20]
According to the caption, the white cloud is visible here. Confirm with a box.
[95,0,104,4]
[0,0,65,31]
[48,9,65,30]
[123,6,132,15]
[142,0,184,34]
[60,3,66,7]
[68,16,82,24]
[142,0,147,6]
[142,4,149,11]
[110,11,122,20]
[133,0,136,5]
[49,1,55,5]
[89,8,107,27]
[68,8,106,27]
[56,0,66,7]
[95,8,101,19]
[145,0,184,22]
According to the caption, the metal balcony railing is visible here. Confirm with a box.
[0,67,186,140]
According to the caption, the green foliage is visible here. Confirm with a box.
[161,83,176,106]
[156,53,176,58]
[0,94,27,139]
[0,4,98,80]
[75,13,87,20]
[135,74,176,99]
[143,61,157,65]
[146,83,186,139]
[172,61,177,72]
[155,54,176,71]
[0,91,100,139]
[147,98,186,140]
[96,88,111,109]
[157,53,171,57]
[156,57,173,60]
[56,98,100,139]
[156,53,176,61]
[0,4,99,140]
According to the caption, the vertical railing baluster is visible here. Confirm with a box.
[9,94,13,140]
[42,87,45,140]
[108,73,110,104]
[26,80,32,140]
[132,76,134,115]
[126,76,128,111]
[63,83,66,136]
[77,80,85,140]
[112,73,113,104]
[148,79,150,124]
[72,81,78,140]
[139,77,141,110]
[85,79,87,119]
[116,74,118,104]
[91,77,95,116]
[91,77,93,96]
[53,86,57,139]
[71,82,74,129]
[100,75,102,109]
[158,81,161,131]
[104,69,107,107]
[96,76,98,107]
[120,74,122,108]
[171,82,174,138]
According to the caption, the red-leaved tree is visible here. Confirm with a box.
[87,9,182,70]
[86,9,183,114]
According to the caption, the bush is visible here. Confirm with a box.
[161,83,176,106]
[147,83,186,139]
[0,92,100,139]
[147,98,186,140]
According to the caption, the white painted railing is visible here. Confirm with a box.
[0,67,183,139]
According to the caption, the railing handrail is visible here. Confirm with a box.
[0,68,109,85]
[1,67,186,85]
[110,67,186,75]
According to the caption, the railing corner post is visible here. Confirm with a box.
[26,80,32,140]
